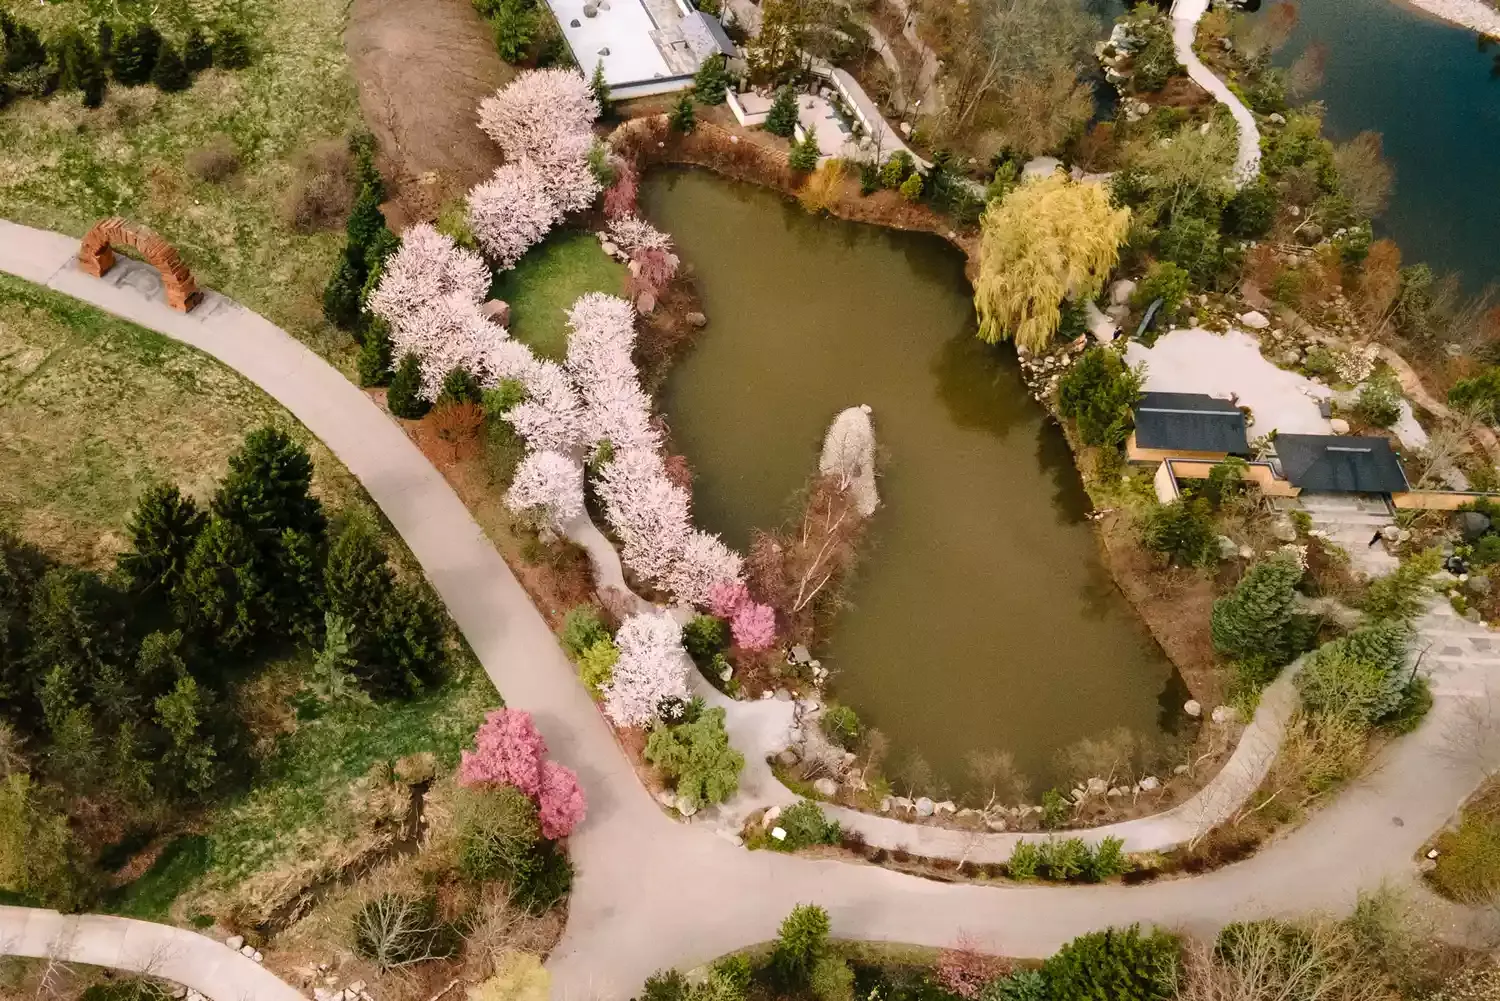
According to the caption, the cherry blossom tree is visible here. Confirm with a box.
[731,601,777,651]
[506,450,585,525]
[501,354,587,455]
[631,248,680,297]
[469,160,560,268]
[368,223,490,336]
[392,290,511,400]
[603,158,639,219]
[595,448,692,586]
[565,293,661,452]
[602,610,691,726]
[608,214,673,255]
[478,68,600,163]
[537,759,587,838]
[708,581,750,618]
[666,530,745,606]
[459,708,549,796]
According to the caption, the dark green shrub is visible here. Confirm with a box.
[765,86,798,138]
[387,353,431,419]
[1156,214,1222,287]
[367,584,445,697]
[1352,378,1403,429]
[1055,347,1143,448]
[357,317,394,387]
[1126,8,1180,91]
[820,703,861,749]
[183,28,212,71]
[322,250,364,330]
[1201,456,1248,510]
[772,903,830,985]
[455,784,540,882]
[1140,499,1216,567]
[858,160,880,195]
[682,613,729,662]
[693,53,728,104]
[590,59,611,116]
[1040,788,1069,829]
[1211,550,1304,665]
[212,26,251,69]
[1362,549,1441,621]
[438,367,483,406]
[561,606,609,658]
[488,0,540,62]
[510,840,573,913]
[1379,673,1431,734]
[774,800,840,850]
[1042,925,1178,1001]
[645,707,744,809]
[346,186,389,261]
[1036,837,1088,880]
[1449,368,1500,423]
[352,892,454,969]
[111,22,161,86]
[1085,836,1128,881]
[810,953,855,1001]
[1223,179,1278,238]
[120,482,207,598]
[640,969,691,1001]
[981,970,1047,1001]
[790,131,820,173]
[1008,840,1041,879]
[1130,261,1190,325]
[669,92,696,133]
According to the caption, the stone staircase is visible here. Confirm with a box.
[1297,492,1400,577]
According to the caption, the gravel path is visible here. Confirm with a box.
[1,221,1496,1001]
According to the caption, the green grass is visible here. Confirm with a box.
[0,0,360,361]
[1432,809,1500,904]
[105,836,214,921]
[492,228,627,360]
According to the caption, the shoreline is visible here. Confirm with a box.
[1384,0,1500,35]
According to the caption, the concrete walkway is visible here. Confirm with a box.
[1170,0,1261,187]
[2,221,1499,1001]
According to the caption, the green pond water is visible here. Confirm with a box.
[1273,0,1500,291]
[643,168,1185,792]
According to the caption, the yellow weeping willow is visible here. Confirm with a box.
[974,172,1132,352]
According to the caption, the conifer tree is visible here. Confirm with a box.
[1210,550,1304,665]
[150,43,190,93]
[119,482,207,598]
[788,130,819,172]
[183,27,212,71]
[175,516,266,653]
[322,249,364,330]
[764,86,798,138]
[387,353,430,419]
[669,92,696,134]
[692,54,728,105]
[357,317,394,387]
[211,26,251,69]
[111,22,160,86]
[590,59,611,118]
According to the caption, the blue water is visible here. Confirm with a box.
[1275,0,1500,290]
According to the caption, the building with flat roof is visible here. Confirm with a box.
[544,0,735,97]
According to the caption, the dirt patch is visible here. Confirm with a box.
[344,0,513,229]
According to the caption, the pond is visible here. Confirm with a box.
[1274,0,1500,291]
[643,168,1184,792]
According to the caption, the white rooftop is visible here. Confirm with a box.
[547,0,673,86]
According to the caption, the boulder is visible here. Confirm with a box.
[892,796,913,812]
[776,748,800,767]
[253,951,265,963]
[1174,763,1190,775]
[600,239,619,256]
[1086,777,1108,796]
[774,688,792,701]
[1184,699,1202,717]
[583,2,598,15]
[480,299,511,327]
[656,788,678,809]
[1467,575,1491,596]
[1382,524,1401,542]
[986,817,1008,832]
[1328,417,1350,434]
[813,777,839,797]
[1459,510,1492,542]
[1238,310,1270,330]
[763,805,782,828]
[1107,786,1125,797]
[914,796,935,817]
[1268,112,1287,125]
[1138,775,1161,792]
[1271,516,1298,543]
[676,796,698,817]
[225,935,245,951]
[934,800,957,814]
[636,291,657,315]
[880,796,893,812]
[241,945,257,958]
[687,311,708,328]
[1239,545,1255,559]
[1110,279,1137,306]
[1217,535,1239,560]
[1210,705,1239,724]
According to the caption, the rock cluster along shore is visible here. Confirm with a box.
[1404,0,1500,35]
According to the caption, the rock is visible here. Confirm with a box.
[1427,848,1440,859]
[880,796,893,812]
[636,291,657,315]
[1382,524,1401,542]
[583,2,597,14]
[934,800,957,814]
[241,945,257,958]
[1174,763,1190,775]
[814,777,839,797]
[1110,279,1136,306]
[957,808,981,819]
[1268,112,1286,125]
[771,826,787,841]
[763,805,782,827]
[1398,529,1412,542]
[914,796,935,817]
[627,258,641,277]
[1459,510,1492,542]
[225,935,245,951]
[899,121,911,136]
[480,298,511,327]
[892,796,913,812]
[1467,575,1491,596]
[1107,786,1124,797]
[1238,309,1270,330]
[1184,699,1202,717]
[1138,775,1161,792]
[677,795,699,817]
[314,991,332,1001]
[760,690,773,699]
[986,818,1008,832]
[1328,417,1350,434]
[1419,858,1437,873]
[843,750,857,764]
[1217,535,1239,560]
[656,788,678,808]
[1211,705,1239,724]
[777,748,800,767]
[1271,516,1298,543]
[1086,777,1108,796]
[1239,545,1255,559]
[687,311,708,328]
[253,951,264,963]
[600,239,618,256]
[172,990,188,1000]
[1278,350,1302,367]
[774,688,792,702]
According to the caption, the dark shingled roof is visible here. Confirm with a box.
[1275,434,1410,494]
[1132,392,1249,455]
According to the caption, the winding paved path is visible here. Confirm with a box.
[1170,0,1261,187]
[1,222,1497,1000]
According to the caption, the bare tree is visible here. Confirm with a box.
[1333,132,1394,219]
[1285,41,1327,100]
[963,749,1029,810]
[1175,919,1393,1001]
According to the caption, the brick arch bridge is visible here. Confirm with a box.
[78,217,201,312]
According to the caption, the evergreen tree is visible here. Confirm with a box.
[213,427,325,546]
[765,86,798,138]
[24,568,121,698]
[1042,926,1178,1001]
[272,526,324,640]
[111,22,161,86]
[131,629,187,700]
[439,366,483,405]
[1211,551,1304,666]
[692,54,728,105]
[590,59,612,118]
[0,533,39,703]
[211,26,251,69]
[174,516,266,653]
[96,21,113,65]
[153,675,220,799]
[387,353,430,419]
[357,317,394,387]
[669,92,696,134]
[322,249,364,330]
[369,584,445,697]
[108,719,156,803]
[80,50,107,107]
[324,518,394,634]
[151,43,190,93]
[119,483,206,599]
[345,186,388,262]
[772,904,830,987]
[183,27,212,72]
[0,14,48,73]
[788,130,819,173]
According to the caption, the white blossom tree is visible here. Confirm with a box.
[368,223,491,337]
[506,450,586,526]
[608,214,674,255]
[468,160,561,268]
[565,293,662,452]
[819,405,879,516]
[503,357,587,455]
[595,448,693,587]
[390,290,511,400]
[665,530,745,606]
[477,68,600,162]
[602,610,691,726]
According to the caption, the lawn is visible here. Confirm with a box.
[105,836,214,921]
[492,228,627,360]
[0,0,361,362]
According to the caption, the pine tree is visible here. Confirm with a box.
[1,15,48,74]
[80,51,107,107]
[439,367,483,405]
[692,54,728,105]
[1211,551,1304,665]
[357,317,394,387]
[345,186,388,262]
[131,629,187,700]
[764,86,798,138]
[150,43,190,92]
[111,22,161,86]
[590,59,612,118]
[788,130,819,173]
[669,92,696,134]
[387,353,430,419]
[175,516,266,652]
[322,249,363,330]
[154,675,221,799]
[96,21,113,65]
[350,131,385,202]
[183,27,212,72]
[1042,926,1178,1001]
[213,427,325,546]
[119,482,207,598]
[211,26,251,69]
[371,584,445,697]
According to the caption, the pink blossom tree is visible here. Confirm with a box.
[731,602,777,651]
[603,158,639,219]
[459,708,549,796]
[506,450,585,525]
[602,610,690,726]
[708,580,750,618]
[468,160,560,268]
[630,248,680,297]
[537,760,587,838]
